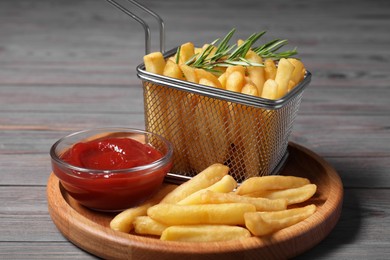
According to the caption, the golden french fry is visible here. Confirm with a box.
[241,83,259,96]
[160,163,229,204]
[148,203,256,226]
[178,42,195,64]
[275,58,295,98]
[225,65,246,77]
[195,69,223,89]
[238,105,262,178]
[236,175,311,195]
[161,225,251,242]
[208,174,237,192]
[246,184,317,205]
[264,59,277,80]
[194,47,203,54]
[246,50,265,95]
[195,97,229,172]
[163,60,184,80]
[143,52,166,75]
[193,102,221,168]
[244,204,316,236]
[199,78,217,88]
[226,70,245,93]
[184,190,287,211]
[287,80,296,92]
[180,64,198,83]
[133,216,168,236]
[177,175,237,205]
[261,79,278,100]
[218,73,227,89]
[109,184,176,233]
[143,54,170,140]
[164,89,191,174]
[288,58,305,85]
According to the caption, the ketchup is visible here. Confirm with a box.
[61,137,163,171]
[53,137,171,211]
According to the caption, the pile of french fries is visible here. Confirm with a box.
[110,164,317,242]
[142,37,306,177]
[144,41,305,100]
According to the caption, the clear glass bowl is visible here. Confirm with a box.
[50,128,173,211]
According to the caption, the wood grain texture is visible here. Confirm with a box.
[1,0,390,258]
[47,143,343,260]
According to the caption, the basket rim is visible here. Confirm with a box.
[136,47,311,110]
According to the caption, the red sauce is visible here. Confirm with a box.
[53,137,171,211]
[61,137,163,170]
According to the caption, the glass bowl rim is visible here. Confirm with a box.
[50,127,173,176]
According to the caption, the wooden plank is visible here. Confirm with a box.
[0,84,389,116]
[1,187,389,248]
[1,114,388,156]
[0,85,144,114]
[0,0,389,86]
[0,111,145,131]
[0,243,96,260]
[1,153,390,189]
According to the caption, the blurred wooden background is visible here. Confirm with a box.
[0,0,389,258]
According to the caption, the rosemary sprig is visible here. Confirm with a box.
[253,39,298,59]
[176,29,297,73]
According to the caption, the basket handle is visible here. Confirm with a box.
[104,0,165,54]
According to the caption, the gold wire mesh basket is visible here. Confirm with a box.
[105,0,311,183]
[137,49,311,182]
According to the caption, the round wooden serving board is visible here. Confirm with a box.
[47,142,343,260]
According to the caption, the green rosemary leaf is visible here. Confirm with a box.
[175,46,181,64]
[181,29,297,72]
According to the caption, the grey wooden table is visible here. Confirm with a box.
[1,0,389,259]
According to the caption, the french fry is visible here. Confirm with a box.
[164,89,191,173]
[109,184,176,233]
[275,58,295,98]
[133,216,168,236]
[183,190,287,211]
[288,58,306,85]
[264,59,277,80]
[163,60,184,80]
[180,64,198,83]
[160,163,229,204]
[178,42,195,64]
[208,174,237,192]
[195,69,223,89]
[192,99,229,170]
[287,80,296,92]
[177,175,237,205]
[238,105,262,178]
[241,83,259,96]
[218,73,227,89]
[160,225,251,242]
[244,204,316,236]
[246,50,265,95]
[225,65,246,77]
[226,70,245,93]
[246,184,317,205]
[143,52,166,75]
[179,93,207,173]
[148,203,256,226]
[236,175,311,195]
[261,79,278,100]
[194,47,203,55]
[199,78,218,88]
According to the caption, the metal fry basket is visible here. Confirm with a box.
[105,0,311,182]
